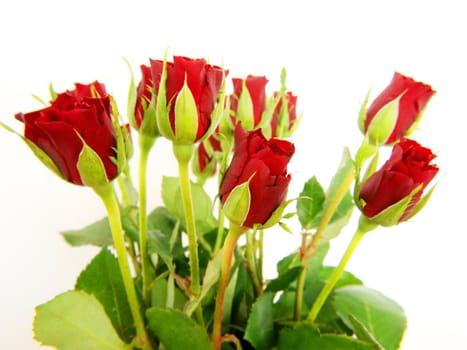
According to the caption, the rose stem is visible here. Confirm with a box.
[94,183,153,350]
[245,229,262,296]
[138,134,156,304]
[294,170,355,321]
[212,222,245,350]
[307,216,374,323]
[172,143,204,325]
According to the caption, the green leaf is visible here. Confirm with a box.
[151,278,187,311]
[334,285,407,350]
[61,217,113,247]
[277,323,374,350]
[161,176,217,234]
[75,249,133,342]
[146,308,214,350]
[34,290,129,350]
[297,176,325,229]
[185,250,223,316]
[244,292,276,350]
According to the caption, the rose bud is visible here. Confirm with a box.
[230,75,268,131]
[358,138,438,226]
[219,125,295,229]
[359,72,435,145]
[151,55,227,144]
[15,81,124,187]
[267,91,300,139]
[132,64,159,138]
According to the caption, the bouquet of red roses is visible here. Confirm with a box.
[2,52,438,350]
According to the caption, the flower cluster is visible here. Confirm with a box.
[2,54,438,350]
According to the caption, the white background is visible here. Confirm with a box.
[1,0,466,349]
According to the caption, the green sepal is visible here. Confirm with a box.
[77,138,109,187]
[256,198,295,230]
[0,121,64,180]
[357,88,372,133]
[156,50,176,140]
[354,136,378,173]
[140,88,160,138]
[236,80,255,130]
[364,184,423,226]
[123,57,138,130]
[198,69,227,143]
[109,96,130,173]
[222,175,253,226]
[366,95,401,145]
[174,76,199,144]
[406,183,437,220]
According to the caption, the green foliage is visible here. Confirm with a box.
[277,323,374,350]
[75,248,134,342]
[146,308,214,350]
[61,216,113,247]
[244,292,276,350]
[34,291,129,350]
[162,176,217,234]
[334,286,407,350]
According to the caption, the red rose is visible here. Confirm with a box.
[151,56,226,143]
[134,64,153,129]
[15,81,120,186]
[270,91,298,138]
[219,125,294,228]
[364,72,435,144]
[231,75,268,129]
[359,139,438,223]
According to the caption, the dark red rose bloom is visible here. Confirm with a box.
[365,72,435,144]
[150,56,226,141]
[134,64,153,129]
[359,139,438,222]
[231,75,268,128]
[270,91,298,138]
[219,125,294,228]
[15,81,119,185]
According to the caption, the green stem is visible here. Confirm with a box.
[94,183,152,350]
[294,233,308,321]
[245,229,262,296]
[172,143,203,324]
[294,170,355,322]
[307,225,367,323]
[258,230,264,282]
[214,206,225,253]
[307,170,355,255]
[139,135,156,304]
[212,222,245,350]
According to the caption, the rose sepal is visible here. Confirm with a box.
[254,198,295,230]
[109,96,131,172]
[366,94,402,146]
[156,53,176,141]
[173,76,199,144]
[222,175,254,227]
[124,58,138,130]
[236,80,255,130]
[361,184,423,227]
[405,183,438,221]
[198,70,227,143]
[76,135,110,187]
[357,88,372,133]
[0,121,64,180]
